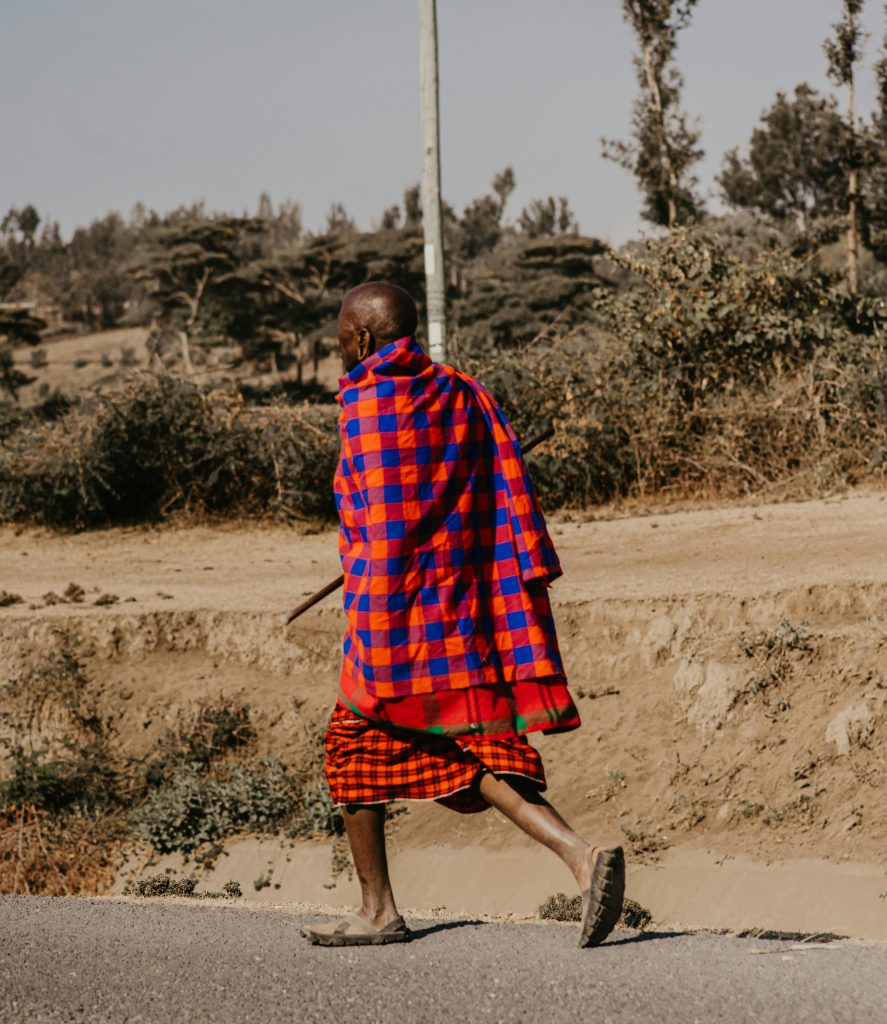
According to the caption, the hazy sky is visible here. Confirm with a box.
[2,1,885,242]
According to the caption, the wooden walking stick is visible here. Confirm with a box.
[285,425,555,625]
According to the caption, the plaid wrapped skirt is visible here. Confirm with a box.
[324,703,547,814]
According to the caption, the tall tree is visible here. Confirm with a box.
[718,85,848,233]
[132,219,253,375]
[824,0,866,292]
[0,308,44,401]
[863,9,887,262]
[603,0,704,228]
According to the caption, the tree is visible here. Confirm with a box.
[866,17,887,261]
[603,0,704,228]
[719,85,849,233]
[824,0,866,292]
[62,213,136,328]
[1,205,41,249]
[453,234,607,350]
[403,185,422,228]
[0,308,45,401]
[518,197,578,238]
[492,167,516,219]
[132,218,255,375]
[325,203,355,235]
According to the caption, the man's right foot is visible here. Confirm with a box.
[578,846,625,948]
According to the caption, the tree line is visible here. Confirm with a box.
[3,0,887,401]
[607,0,887,294]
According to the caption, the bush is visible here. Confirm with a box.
[469,228,887,505]
[0,373,339,527]
[122,874,242,899]
[143,700,256,788]
[130,759,297,854]
[0,743,119,814]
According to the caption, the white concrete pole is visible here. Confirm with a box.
[419,0,446,361]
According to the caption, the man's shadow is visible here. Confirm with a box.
[407,920,688,944]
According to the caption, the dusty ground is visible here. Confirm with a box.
[1,489,887,933]
[3,895,886,1024]
[13,325,343,404]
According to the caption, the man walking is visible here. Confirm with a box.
[302,281,624,948]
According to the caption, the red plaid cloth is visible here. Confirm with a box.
[339,655,580,739]
[335,335,566,701]
[324,702,545,814]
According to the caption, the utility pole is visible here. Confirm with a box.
[419,0,446,361]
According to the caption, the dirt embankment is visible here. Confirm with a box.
[1,490,886,922]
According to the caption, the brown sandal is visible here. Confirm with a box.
[578,846,625,948]
[301,914,411,947]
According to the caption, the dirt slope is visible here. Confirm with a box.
[1,489,886,875]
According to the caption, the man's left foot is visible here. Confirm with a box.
[301,913,411,946]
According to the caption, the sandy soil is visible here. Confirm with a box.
[2,489,887,932]
[13,325,344,403]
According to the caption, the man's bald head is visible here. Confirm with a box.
[337,281,418,372]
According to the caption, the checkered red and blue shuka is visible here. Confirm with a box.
[334,333,575,698]
[326,336,580,809]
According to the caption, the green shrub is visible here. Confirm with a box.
[468,228,887,505]
[130,758,297,854]
[295,777,344,837]
[122,874,242,899]
[0,743,119,814]
[143,700,256,788]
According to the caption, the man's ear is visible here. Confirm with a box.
[357,327,374,361]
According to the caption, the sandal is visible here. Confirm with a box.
[301,913,411,947]
[578,845,625,948]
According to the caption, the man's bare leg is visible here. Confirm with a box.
[341,803,401,927]
[478,773,596,891]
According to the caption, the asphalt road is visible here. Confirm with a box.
[1,896,885,1024]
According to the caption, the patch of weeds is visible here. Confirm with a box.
[293,777,344,837]
[620,824,669,856]
[620,898,653,930]
[537,893,653,931]
[330,835,353,880]
[142,700,256,787]
[0,742,119,814]
[739,800,764,819]
[1,644,104,737]
[762,806,784,827]
[762,793,816,828]
[193,842,225,869]
[130,758,297,854]
[94,593,119,606]
[574,686,621,700]
[123,874,242,899]
[734,618,814,707]
[0,590,23,607]
[63,582,85,603]
[538,892,582,921]
[669,793,706,831]
[253,870,272,891]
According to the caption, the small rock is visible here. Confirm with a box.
[825,704,874,756]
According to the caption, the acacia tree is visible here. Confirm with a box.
[132,219,250,375]
[603,0,704,229]
[824,0,866,292]
[0,308,44,401]
[718,85,849,233]
[863,12,887,262]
